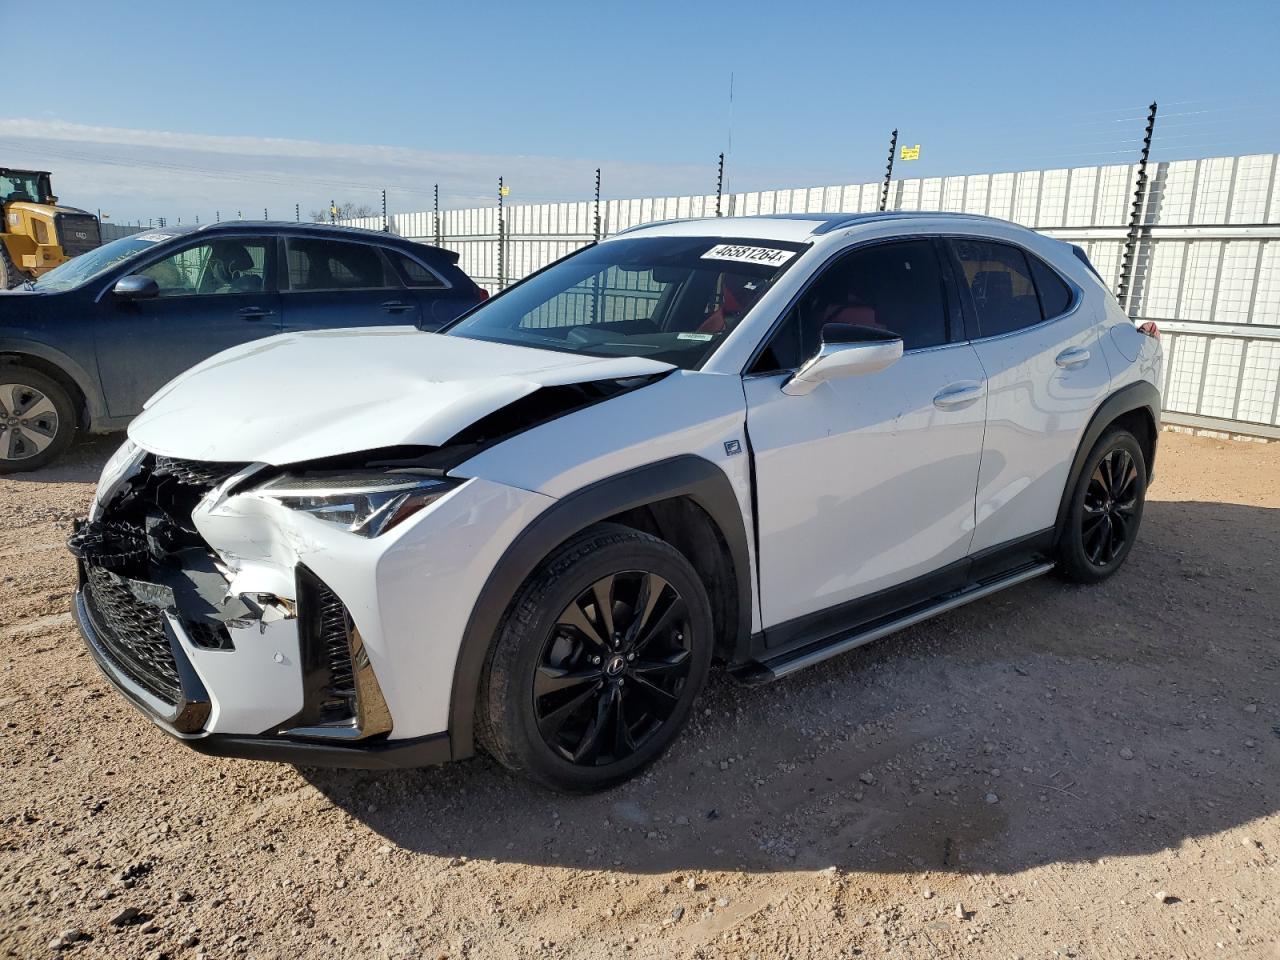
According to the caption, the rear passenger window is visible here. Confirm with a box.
[952,240,1042,337]
[286,239,394,291]
[388,250,446,289]
[1029,255,1074,318]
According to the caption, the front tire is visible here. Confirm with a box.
[0,245,23,290]
[478,523,714,793]
[0,365,78,473]
[1056,427,1147,583]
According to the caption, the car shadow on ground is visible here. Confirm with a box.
[302,498,1280,877]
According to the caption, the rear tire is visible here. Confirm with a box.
[478,523,713,793]
[0,365,78,473]
[1056,427,1147,584]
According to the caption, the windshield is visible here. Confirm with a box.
[444,236,808,369]
[0,171,47,205]
[30,233,174,293]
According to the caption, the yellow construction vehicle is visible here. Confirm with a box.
[0,168,101,288]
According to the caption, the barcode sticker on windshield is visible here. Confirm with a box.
[701,244,797,267]
[133,232,175,242]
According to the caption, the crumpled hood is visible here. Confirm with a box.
[128,328,673,465]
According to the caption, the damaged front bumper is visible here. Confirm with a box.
[66,452,456,769]
[71,444,555,770]
[73,576,448,767]
[70,556,453,769]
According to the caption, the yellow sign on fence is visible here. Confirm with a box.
[499,185,510,197]
[900,144,921,161]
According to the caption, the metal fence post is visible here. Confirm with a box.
[497,176,506,290]
[381,189,388,231]
[880,129,898,212]
[594,168,602,242]
[715,153,725,217]
[1117,101,1158,314]
[434,184,441,246]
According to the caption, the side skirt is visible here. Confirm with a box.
[735,534,1056,683]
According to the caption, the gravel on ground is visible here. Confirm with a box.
[1,431,1277,959]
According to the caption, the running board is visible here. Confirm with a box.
[747,561,1056,682]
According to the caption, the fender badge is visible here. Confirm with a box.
[723,439,742,456]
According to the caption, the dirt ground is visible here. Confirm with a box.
[0,430,1277,960]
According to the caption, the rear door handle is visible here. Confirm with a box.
[1055,346,1091,369]
[237,306,275,321]
[381,300,413,313]
[933,381,985,409]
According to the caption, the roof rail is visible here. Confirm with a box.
[808,211,1010,235]
[613,217,714,236]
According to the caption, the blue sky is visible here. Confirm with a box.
[5,0,1278,222]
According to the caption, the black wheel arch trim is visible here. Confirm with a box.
[447,455,752,759]
[1053,379,1160,543]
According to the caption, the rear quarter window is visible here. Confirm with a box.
[1029,255,1075,318]
[387,249,447,289]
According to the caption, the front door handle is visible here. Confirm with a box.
[933,381,985,409]
[1055,346,1091,369]
[381,300,413,313]
[237,306,275,321]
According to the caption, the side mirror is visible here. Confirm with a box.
[782,322,903,396]
[112,274,159,300]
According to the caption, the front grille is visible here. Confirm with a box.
[83,567,181,704]
[152,456,247,489]
[54,213,101,258]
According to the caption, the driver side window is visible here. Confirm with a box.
[139,240,268,297]
[752,239,951,373]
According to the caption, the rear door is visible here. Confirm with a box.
[382,246,480,330]
[95,236,280,417]
[279,236,422,331]
[949,238,1111,553]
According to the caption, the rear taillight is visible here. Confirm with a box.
[476,287,491,302]
[1137,321,1160,340]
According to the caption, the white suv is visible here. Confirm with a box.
[71,212,1163,792]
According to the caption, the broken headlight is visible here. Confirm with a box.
[252,473,459,538]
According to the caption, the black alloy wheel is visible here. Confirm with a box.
[1057,427,1147,583]
[478,523,713,793]
[1081,447,1139,567]
[534,570,692,766]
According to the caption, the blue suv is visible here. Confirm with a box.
[0,222,486,472]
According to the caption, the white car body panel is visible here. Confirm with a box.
[744,341,987,627]
[76,211,1164,764]
[967,299,1112,552]
[129,328,672,464]
[456,370,760,630]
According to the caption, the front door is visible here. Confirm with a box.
[279,236,422,331]
[95,236,280,417]
[744,238,987,641]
